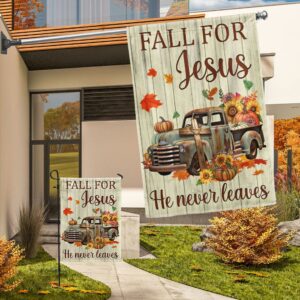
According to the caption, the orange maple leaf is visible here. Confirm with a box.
[164,74,173,84]
[140,94,162,112]
[147,68,157,77]
[63,208,73,216]
[253,169,264,176]
[76,200,80,205]
[172,169,190,181]
[74,241,82,247]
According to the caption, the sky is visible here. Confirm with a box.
[189,0,300,11]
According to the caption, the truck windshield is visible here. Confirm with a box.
[183,114,208,127]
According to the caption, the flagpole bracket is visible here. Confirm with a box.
[256,10,268,20]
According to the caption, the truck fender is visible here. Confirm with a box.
[241,130,263,153]
[176,140,212,167]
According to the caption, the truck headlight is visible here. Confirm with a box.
[179,145,185,153]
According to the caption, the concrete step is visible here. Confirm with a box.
[40,236,59,244]
[41,224,58,236]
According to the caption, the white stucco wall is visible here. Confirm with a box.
[192,3,300,105]
[0,16,29,238]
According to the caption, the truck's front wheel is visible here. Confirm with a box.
[246,140,258,159]
[159,172,171,176]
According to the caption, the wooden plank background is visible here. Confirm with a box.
[128,14,276,218]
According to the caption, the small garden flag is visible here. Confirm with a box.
[127,13,276,218]
[60,178,121,261]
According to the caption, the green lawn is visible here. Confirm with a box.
[0,248,110,300]
[50,151,79,196]
[127,226,300,300]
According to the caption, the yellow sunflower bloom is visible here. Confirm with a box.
[199,169,213,184]
[225,155,234,165]
[246,100,261,114]
[87,242,94,249]
[95,236,102,243]
[224,99,243,121]
[215,154,227,168]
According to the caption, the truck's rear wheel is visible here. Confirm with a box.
[246,140,258,159]
[159,172,171,176]
[188,153,206,176]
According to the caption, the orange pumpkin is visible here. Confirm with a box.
[234,111,260,127]
[214,167,237,181]
[154,117,174,133]
[68,218,77,225]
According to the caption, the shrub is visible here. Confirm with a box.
[18,204,45,258]
[0,239,23,292]
[206,208,291,265]
[276,189,300,222]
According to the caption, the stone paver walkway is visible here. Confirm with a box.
[43,244,234,300]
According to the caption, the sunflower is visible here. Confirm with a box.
[225,155,234,166]
[215,154,227,168]
[95,236,102,243]
[246,99,261,114]
[87,242,94,249]
[224,100,243,121]
[199,169,213,184]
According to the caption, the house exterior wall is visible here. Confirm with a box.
[0,17,29,238]
[192,3,300,106]
[29,65,144,207]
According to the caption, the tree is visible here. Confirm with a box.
[14,0,44,30]
[44,101,80,152]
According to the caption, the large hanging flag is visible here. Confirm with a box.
[128,14,276,218]
[60,178,121,261]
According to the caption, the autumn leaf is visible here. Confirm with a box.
[253,169,264,176]
[61,284,77,288]
[164,74,173,84]
[140,93,162,112]
[64,287,79,292]
[173,111,180,119]
[202,87,218,100]
[63,208,73,216]
[18,290,29,294]
[253,158,267,165]
[74,241,82,247]
[208,87,218,99]
[190,265,203,272]
[67,196,72,201]
[172,169,190,181]
[37,290,50,295]
[75,200,80,205]
[147,68,157,77]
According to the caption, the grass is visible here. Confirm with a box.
[127,226,300,300]
[0,248,111,300]
[276,189,300,222]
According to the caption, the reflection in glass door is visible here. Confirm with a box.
[31,91,81,223]
[47,143,80,222]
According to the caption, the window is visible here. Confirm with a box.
[14,0,188,29]
[210,112,225,126]
[31,91,81,222]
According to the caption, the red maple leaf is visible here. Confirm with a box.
[63,208,73,216]
[253,159,267,165]
[68,196,72,201]
[140,94,162,112]
[147,68,157,77]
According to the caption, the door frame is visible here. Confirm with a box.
[29,90,83,223]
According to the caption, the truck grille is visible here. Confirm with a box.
[152,145,180,166]
[65,231,80,240]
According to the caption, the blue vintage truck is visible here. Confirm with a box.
[147,107,265,176]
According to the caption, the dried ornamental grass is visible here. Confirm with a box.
[206,208,292,265]
[0,239,24,292]
[19,204,46,258]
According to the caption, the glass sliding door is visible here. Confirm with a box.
[31,92,81,222]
